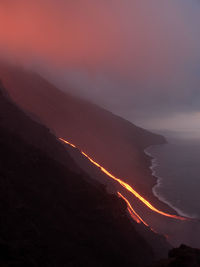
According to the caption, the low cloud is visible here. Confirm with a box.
[0,0,200,130]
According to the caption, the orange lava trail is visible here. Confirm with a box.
[59,137,188,221]
[118,192,158,233]
[127,207,141,224]
[117,192,148,226]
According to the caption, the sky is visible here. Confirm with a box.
[0,0,200,134]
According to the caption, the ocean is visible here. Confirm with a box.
[145,135,200,219]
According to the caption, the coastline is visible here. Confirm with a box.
[144,145,195,219]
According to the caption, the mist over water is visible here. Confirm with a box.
[146,132,200,219]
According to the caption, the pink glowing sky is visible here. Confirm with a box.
[0,0,200,134]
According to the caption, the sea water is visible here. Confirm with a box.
[145,136,200,219]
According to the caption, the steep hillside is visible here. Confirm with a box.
[0,62,171,214]
[0,83,167,266]
[2,62,200,250]
[0,80,76,170]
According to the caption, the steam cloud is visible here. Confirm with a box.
[0,0,200,131]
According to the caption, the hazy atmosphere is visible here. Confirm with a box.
[0,0,200,133]
[1,2,200,265]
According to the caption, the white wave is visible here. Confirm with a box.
[144,146,198,219]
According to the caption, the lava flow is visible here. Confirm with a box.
[117,192,148,226]
[59,137,188,221]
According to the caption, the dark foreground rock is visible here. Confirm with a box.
[150,245,200,267]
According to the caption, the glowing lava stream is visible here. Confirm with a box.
[59,138,187,221]
[117,192,148,226]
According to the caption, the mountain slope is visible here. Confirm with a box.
[0,82,159,266]
[0,62,172,215]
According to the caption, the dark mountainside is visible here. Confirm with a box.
[2,62,200,249]
[0,62,176,216]
[0,80,170,265]
[0,65,199,266]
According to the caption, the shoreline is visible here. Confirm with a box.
[144,145,195,219]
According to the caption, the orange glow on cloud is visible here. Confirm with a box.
[0,1,199,139]
[0,0,196,81]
